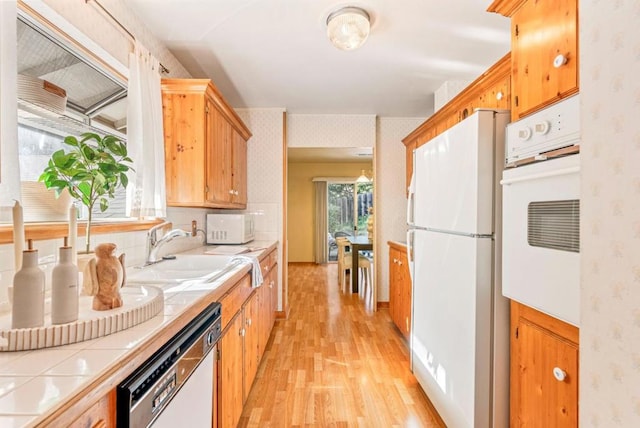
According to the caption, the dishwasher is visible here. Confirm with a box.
[117,302,222,427]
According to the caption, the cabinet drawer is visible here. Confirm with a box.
[219,275,253,331]
[260,248,277,275]
[68,389,115,428]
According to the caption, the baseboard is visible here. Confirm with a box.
[377,301,390,309]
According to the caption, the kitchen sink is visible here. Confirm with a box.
[126,254,239,285]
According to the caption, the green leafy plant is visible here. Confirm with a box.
[39,132,133,253]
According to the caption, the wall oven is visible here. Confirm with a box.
[501,153,580,327]
[117,302,222,427]
[501,95,581,327]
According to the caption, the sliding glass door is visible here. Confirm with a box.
[327,182,373,261]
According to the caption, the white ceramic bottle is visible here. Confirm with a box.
[51,245,79,324]
[11,247,45,329]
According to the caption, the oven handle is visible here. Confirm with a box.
[500,166,580,186]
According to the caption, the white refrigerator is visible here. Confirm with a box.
[406,110,510,428]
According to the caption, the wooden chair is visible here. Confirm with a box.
[336,238,351,291]
[358,252,374,308]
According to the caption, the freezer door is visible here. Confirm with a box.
[413,111,497,234]
[411,230,494,428]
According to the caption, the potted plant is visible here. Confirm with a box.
[39,132,133,253]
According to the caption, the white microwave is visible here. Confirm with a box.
[206,214,255,244]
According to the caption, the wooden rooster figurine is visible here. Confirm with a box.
[85,243,126,310]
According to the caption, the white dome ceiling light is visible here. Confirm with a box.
[326,6,370,51]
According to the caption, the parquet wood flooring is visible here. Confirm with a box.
[238,263,444,428]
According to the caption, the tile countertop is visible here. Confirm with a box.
[387,240,407,249]
[0,241,277,427]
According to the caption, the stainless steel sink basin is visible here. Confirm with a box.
[127,254,238,285]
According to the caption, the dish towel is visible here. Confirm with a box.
[230,255,264,287]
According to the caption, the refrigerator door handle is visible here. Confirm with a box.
[407,173,416,227]
[406,229,415,282]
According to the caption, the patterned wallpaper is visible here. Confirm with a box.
[236,109,285,308]
[287,114,376,148]
[376,117,425,302]
[580,1,640,426]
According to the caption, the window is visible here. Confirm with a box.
[15,13,129,222]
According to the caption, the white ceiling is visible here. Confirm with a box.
[127,0,510,117]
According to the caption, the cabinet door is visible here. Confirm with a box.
[243,292,260,402]
[162,91,207,206]
[219,314,244,428]
[232,129,248,206]
[257,276,271,360]
[389,247,398,325]
[511,0,578,119]
[512,303,579,427]
[270,263,278,324]
[477,74,511,110]
[389,247,404,333]
[398,250,411,339]
[207,106,234,205]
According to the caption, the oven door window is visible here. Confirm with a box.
[527,199,580,252]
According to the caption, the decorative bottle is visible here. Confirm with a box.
[51,245,79,324]
[11,244,45,329]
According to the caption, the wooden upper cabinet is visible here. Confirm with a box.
[488,0,578,121]
[232,129,248,205]
[402,53,511,191]
[161,79,252,209]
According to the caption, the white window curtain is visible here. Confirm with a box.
[0,1,21,222]
[314,180,328,264]
[126,41,166,218]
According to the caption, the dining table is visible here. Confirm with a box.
[347,235,373,293]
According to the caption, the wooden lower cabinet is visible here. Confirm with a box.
[218,247,278,428]
[243,292,260,402]
[219,313,245,428]
[68,390,115,428]
[388,242,411,339]
[511,301,579,427]
[269,264,278,328]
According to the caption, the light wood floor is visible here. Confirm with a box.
[238,263,444,427]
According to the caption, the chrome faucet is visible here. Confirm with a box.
[146,221,192,264]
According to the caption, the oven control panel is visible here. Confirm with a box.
[506,94,580,165]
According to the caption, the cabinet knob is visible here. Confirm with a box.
[553,367,567,382]
[270,280,274,289]
[235,190,239,196]
[246,318,252,326]
[496,91,504,101]
[553,54,568,68]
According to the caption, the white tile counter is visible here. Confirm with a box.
[0,241,276,427]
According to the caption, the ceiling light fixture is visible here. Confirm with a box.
[326,6,370,51]
[356,169,371,183]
